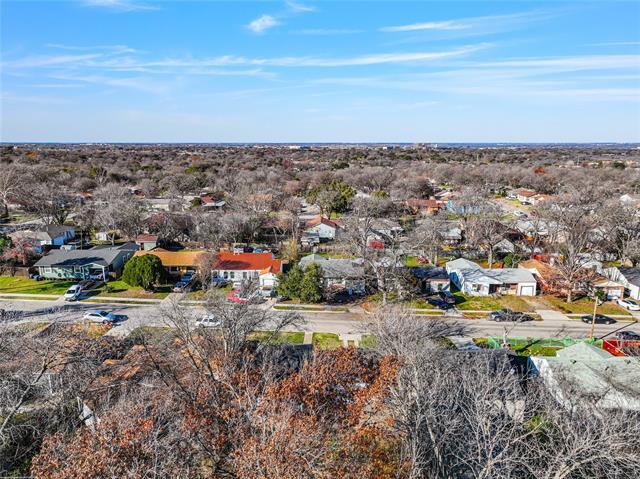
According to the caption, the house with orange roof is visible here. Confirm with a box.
[303,215,340,240]
[213,252,282,288]
[133,248,206,276]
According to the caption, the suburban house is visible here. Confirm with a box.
[145,197,186,212]
[519,259,563,294]
[446,258,537,296]
[303,216,340,241]
[530,342,640,411]
[592,276,625,300]
[515,189,537,204]
[299,254,366,295]
[134,248,206,276]
[212,252,282,289]
[603,267,640,300]
[406,198,442,216]
[134,234,159,251]
[9,225,76,253]
[34,243,138,280]
[411,267,450,294]
[199,195,226,210]
[439,223,463,245]
[514,189,550,206]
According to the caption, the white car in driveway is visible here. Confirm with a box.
[617,298,640,311]
[196,314,220,328]
[64,285,82,301]
[82,310,123,324]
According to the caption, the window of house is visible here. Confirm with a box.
[230,272,235,279]
[243,272,247,279]
[44,267,52,273]
[223,271,228,279]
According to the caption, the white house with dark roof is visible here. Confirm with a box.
[299,254,366,295]
[446,258,537,296]
[604,266,640,300]
[9,225,75,253]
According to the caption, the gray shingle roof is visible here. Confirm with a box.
[299,254,364,279]
[34,247,126,268]
[619,267,640,287]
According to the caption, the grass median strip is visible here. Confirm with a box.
[312,332,342,349]
[0,276,73,295]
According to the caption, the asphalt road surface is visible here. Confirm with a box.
[1,298,637,340]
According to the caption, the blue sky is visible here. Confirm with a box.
[1,0,639,142]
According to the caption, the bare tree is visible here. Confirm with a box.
[539,192,603,302]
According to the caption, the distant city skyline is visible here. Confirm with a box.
[1,1,639,143]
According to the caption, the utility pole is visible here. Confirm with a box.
[589,289,606,341]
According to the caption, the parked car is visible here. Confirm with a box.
[615,331,640,341]
[581,314,616,325]
[196,314,220,328]
[30,274,43,281]
[64,284,82,302]
[82,310,121,324]
[173,281,192,293]
[488,309,534,322]
[438,291,456,305]
[514,210,528,218]
[617,298,640,311]
[428,298,454,310]
[211,277,229,288]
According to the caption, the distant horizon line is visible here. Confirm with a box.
[2,141,639,147]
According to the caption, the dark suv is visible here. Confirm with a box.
[438,291,457,305]
[581,314,616,325]
[488,309,534,322]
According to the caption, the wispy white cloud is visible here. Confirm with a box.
[587,41,640,47]
[247,14,280,34]
[80,0,158,12]
[311,52,640,102]
[381,10,554,34]
[293,28,364,35]
[285,1,316,13]
[382,20,469,32]
[5,53,104,68]
[4,44,487,71]
[45,43,139,54]
[474,55,640,72]
[247,1,316,34]
[119,44,487,68]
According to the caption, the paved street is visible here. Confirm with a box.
[2,297,637,341]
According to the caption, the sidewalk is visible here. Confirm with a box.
[536,309,570,321]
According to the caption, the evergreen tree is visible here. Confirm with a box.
[122,255,167,291]
[299,263,324,303]
[277,264,304,300]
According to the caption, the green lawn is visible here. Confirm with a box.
[312,332,342,349]
[452,291,502,311]
[94,280,172,299]
[273,305,325,311]
[409,298,438,310]
[543,296,631,316]
[513,344,561,357]
[404,256,422,268]
[452,290,532,312]
[360,334,377,349]
[0,276,74,295]
[249,331,305,345]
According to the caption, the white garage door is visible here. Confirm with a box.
[519,285,535,296]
